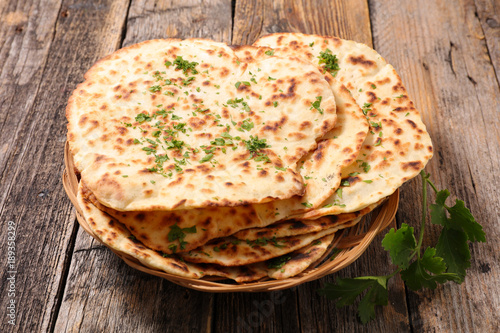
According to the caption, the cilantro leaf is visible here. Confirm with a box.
[358,280,389,324]
[318,276,389,324]
[430,189,450,226]
[401,247,460,290]
[435,228,470,282]
[381,223,417,269]
[430,189,485,242]
[447,199,486,242]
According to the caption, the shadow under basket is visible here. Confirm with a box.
[62,142,399,292]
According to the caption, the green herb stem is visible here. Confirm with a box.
[415,171,429,259]
[426,177,439,194]
[387,268,401,279]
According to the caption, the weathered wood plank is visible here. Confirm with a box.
[0,0,65,332]
[296,237,411,333]
[232,0,372,45]
[0,0,130,332]
[475,0,500,85]
[212,289,301,333]
[0,0,62,228]
[123,0,232,46]
[369,0,500,331]
[220,1,412,332]
[55,1,232,332]
[55,233,214,332]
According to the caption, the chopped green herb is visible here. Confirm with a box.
[173,56,199,76]
[182,76,195,85]
[199,153,214,163]
[240,119,254,131]
[318,48,340,76]
[149,85,161,93]
[244,135,270,153]
[311,96,324,114]
[167,223,197,251]
[267,255,292,269]
[135,113,152,123]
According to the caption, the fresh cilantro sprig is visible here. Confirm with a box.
[318,171,485,324]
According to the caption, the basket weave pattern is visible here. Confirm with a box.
[62,142,399,292]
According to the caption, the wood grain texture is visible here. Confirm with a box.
[54,233,213,332]
[123,0,232,46]
[475,0,500,84]
[232,0,372,46]
[369,0,500,331]
[0,0,130,332]
[213,289,301,333]
[54,1,232,332]
[0,0,62,228]
[0,1,65,332]
[223,1,412,332]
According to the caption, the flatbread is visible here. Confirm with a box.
[254,33,433,215]
[78,69,369,253]
[82,181,257,254]
[233,216,362,240]
[77,181,339,283]
[67,38,337,211]
[267,233,335,279]
[77,181,205,278]
[178,227,338,266]
[234,45,368,225]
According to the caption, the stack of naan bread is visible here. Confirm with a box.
[66,33,432,283]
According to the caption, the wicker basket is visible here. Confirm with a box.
[62,142,399,292]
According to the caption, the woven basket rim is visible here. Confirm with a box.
[62,141,399,292]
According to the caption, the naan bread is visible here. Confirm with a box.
[82,181,257,254]
[267,233,335,279]
[77,181,205,278]
[83,180,379,254]
[233,216,362,240]
[234,45,369,225]
[78,69,369,254]
[254,33,433,215]
[77,181,340,283]
[179,227,338,266]
[67,38,337,211]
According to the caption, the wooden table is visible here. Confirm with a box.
[1,0,498,331]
